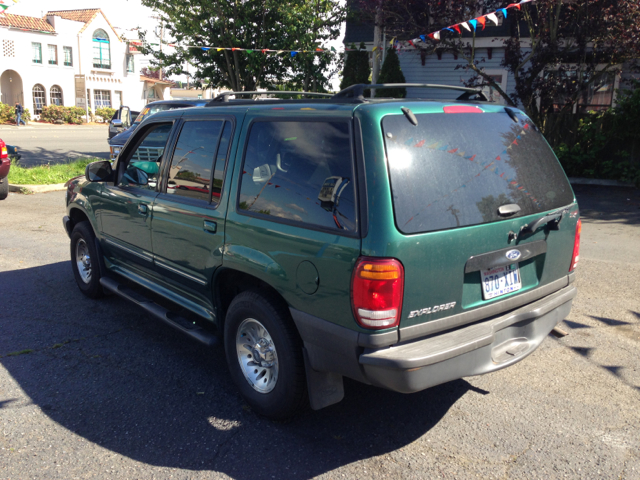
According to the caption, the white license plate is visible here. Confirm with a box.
[481,264,522,300]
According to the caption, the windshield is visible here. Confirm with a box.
[382,111,574,234]
[133,104,175,124]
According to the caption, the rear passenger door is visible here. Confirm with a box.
[150,117,234,308]
[224,116,362,329]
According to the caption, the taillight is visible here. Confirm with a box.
[351,257,404,330]
[0,145,7,159]
[570,218,581,272]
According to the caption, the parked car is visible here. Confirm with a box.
[0,138,15,200]
[108,99,208,160]
[64,85,580,419]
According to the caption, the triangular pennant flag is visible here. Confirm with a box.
[513,139,519,145]
[261,49,268,53]
[217,48,223,51]
[246,49,253,53]
[486,13,499,25]
[508,3,522,10]
[372,46,378,51]
[469,19,477,30]
[407,40,415,48]
[277,50,284,54]
[501,8,508,18]
[414,140,425,148]
[461,22,471,32]
[331,46,336,52]
[316,48,323,52]
[445,28,455,32]
[451,25,461,34]
[433,31,441,40]
[496,156,501,161]
[448,148,458,153]
[476,16,486,29]
[468,155,476,161]
[231,47,238,51]
[202,47,210,51]
[291,51,298,57]
[420,35,426,42]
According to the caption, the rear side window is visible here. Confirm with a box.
[382,112,574,234]
[167,120,223,202]
[239,121,356,232]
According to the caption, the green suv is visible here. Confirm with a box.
[63,85,580,419]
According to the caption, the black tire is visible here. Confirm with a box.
[224,290,307,420]
[70,221,104,299]
[0,179,8,200]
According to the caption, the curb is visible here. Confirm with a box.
[9,183,67,194]
[569,177,636,188]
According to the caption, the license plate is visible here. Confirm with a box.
[481,264,522,300]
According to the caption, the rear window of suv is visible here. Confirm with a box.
[382,111,574,234]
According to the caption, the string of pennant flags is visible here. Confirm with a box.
[0,0,20,14]
[131,0,534,57]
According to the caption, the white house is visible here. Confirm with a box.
[0,8,170,118]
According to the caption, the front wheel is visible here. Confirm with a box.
[0,179,8,200]
[70,221,104,299]
[224,290,307,420]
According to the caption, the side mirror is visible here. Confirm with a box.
[111,119,124,128]
[123,165,149,186]
[85,160,113,182]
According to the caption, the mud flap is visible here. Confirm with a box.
[303,347,344,410]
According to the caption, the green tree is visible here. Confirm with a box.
[375,47,406,98]
[139,0,345,92]
[340,43,370,90]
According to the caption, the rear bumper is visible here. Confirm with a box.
[0,157,10,179]
[291,283,576,394]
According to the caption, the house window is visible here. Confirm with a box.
[63,46,73,67]
[92,29,111,69]
[547,68,617,113]
[94,90,111,108]
[126,54,135,73]
[32,84,46,114]
[32,43,42,64]
[48,45,58,65]
[50,86,63,106]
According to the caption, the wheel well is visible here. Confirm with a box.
[214,269,290,331]
[69,208,90,228]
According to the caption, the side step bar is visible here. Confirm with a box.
[100,277,218,347]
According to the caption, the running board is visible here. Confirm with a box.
[100,277,218,347]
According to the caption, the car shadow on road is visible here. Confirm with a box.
[0,262,473,478]
[573,184,640,226]
[14,146,109,167]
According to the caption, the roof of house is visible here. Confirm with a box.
[0,13,56,33]
[46,8,121,40]
[140,75,175,86]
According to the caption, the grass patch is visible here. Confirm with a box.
[7,157,101,185]
[6,349,33,357]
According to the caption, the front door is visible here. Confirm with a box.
[150,117,234,313]
[96,122,174,274]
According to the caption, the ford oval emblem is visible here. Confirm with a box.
[506,249,521,261]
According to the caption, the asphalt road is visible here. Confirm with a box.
[0,125,110,167]
[0,185,639,479]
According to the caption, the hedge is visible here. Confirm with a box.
[0,103,32,124]
[40,105,86,124]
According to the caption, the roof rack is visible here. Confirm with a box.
[332,83,489,102]
[207,90,333,105]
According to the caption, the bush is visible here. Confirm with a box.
[376,48,406,98]
[0,103,32,124]
[40,105,86,124]
[95,107,116,120]
[340,43,370,90]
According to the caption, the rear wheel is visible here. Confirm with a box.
[70,221,104,298]
[224,290,307,420]
[0,179,8,200]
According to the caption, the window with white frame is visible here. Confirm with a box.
[92,29,111,69]
[63,46,73,66]
[32,43,42,64]
[546,67,618,113]
[50,86,63,106]
[94,90,111,108]
[48,45,58,65]
[32,84,46,114]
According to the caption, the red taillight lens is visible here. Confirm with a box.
[570,218,581,272]
[351,257,404,330]
[0,145,7,159]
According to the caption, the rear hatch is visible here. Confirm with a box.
[378,104,578,336]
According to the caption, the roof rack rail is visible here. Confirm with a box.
[207,90,333,105]
[332,83,489,102]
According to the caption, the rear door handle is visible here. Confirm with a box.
[203,220,217,233]
[138,204,148,215]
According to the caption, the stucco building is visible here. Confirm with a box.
[0,8,169,118]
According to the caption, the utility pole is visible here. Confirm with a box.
[370,0,383,97]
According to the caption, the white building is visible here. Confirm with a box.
[0,9,170,118]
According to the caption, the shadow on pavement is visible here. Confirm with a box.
[0,262,471,478]
[15,147,109,167]
[573,184,640,226]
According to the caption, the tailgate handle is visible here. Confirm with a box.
[203,220,217,234]
[520,209,567,235]
[498,204,521,217]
